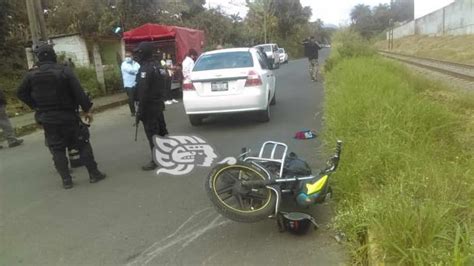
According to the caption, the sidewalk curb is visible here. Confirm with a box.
[10,98,128,138]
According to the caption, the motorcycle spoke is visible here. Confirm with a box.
[222,172,238,183]
[216,184,233,195]
[245,192,268,201]
[220,193,233,202]
[236,194,245,209]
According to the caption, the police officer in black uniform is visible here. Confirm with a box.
[17,44,106,189]
[133,42,169,171]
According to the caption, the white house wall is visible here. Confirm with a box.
[52,35,90,67]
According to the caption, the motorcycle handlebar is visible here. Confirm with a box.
[322,140,343,174]
[336,140,343,156]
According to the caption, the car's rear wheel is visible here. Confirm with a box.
[189,115,204,126]
[257,104,270,122]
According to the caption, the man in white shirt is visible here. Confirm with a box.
[182,49,198,80]
[121,51,140,116]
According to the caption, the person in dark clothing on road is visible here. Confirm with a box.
[303,36,322,81]
[17,44,106,189]
[0,87,23,149]
[133,42,169,171]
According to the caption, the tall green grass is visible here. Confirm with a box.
[323,31,473,265]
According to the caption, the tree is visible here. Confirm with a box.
[180,0,205,19]
[350,4,372,24]
[246,0,275,43]
[272,0,311,39]
[349,1,411,39]
[372,4,392,33]
[391,0,414,22]
[0,0,11,49]
[309,19,331,43]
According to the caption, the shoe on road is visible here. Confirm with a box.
[171,99,179,103]
[164,100,173,105]
[89,170,107,183]
[142,161,158,171]
[62,179,73,189]
[8,139,24,148]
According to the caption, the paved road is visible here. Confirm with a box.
[0,49,346,265]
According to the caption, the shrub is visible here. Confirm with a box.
[324,29,375,72]
[323,57,473,264]
[74,67,102,97]
[104,66,123,93]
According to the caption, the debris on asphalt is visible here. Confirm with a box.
[294,129,317,139]
[334,232,347,244]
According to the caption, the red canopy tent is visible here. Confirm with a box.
[123,23,205,64]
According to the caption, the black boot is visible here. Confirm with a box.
[62,179,73,189]
[142,161,158,171]
[89,170,106,183]
[8,139,24,148]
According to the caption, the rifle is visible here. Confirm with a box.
[134,102,140,141]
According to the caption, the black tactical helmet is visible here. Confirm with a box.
[34,43,57,62]
[277,212,318,235]
[133,42,153,62]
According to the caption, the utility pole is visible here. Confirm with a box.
[262,0,270,43]
[264,12,267,43]
[26,0,48,47]
[388,19,394,50]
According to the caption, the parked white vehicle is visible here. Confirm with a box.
[183,48,277,126]
[278,48,288,63]
[254,43,280,69]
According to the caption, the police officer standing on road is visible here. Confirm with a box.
[303,36,322,81]
[133,42,169,171]
[17,44,106,189]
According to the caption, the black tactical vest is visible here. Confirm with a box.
[30,64,75,112]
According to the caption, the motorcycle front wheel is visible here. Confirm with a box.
[205,162,276,223]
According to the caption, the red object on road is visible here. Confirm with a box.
[123,23,205,64]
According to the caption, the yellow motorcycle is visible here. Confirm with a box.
[205,140,342,226]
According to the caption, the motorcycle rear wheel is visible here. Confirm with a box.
[206,162,276,223]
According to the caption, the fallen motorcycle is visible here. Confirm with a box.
[205,140,342,232]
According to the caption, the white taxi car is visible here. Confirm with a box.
[183,48,276,126]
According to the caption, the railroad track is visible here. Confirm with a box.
[378,50,474,82]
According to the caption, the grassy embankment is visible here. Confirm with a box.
[374,35,474,65]
[323,30,473,265]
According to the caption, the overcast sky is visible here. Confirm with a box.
[207,0,456,26]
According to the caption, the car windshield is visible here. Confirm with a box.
[278,48,285,53]
[193,52,254,71]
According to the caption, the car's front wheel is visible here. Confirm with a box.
[188,115,204,126]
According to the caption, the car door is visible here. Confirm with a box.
[256,51,275,100]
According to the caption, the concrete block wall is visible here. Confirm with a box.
[444,0,474,34]
[389,0,474,39]
[415,8,444,36]
[392,21,416,39]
